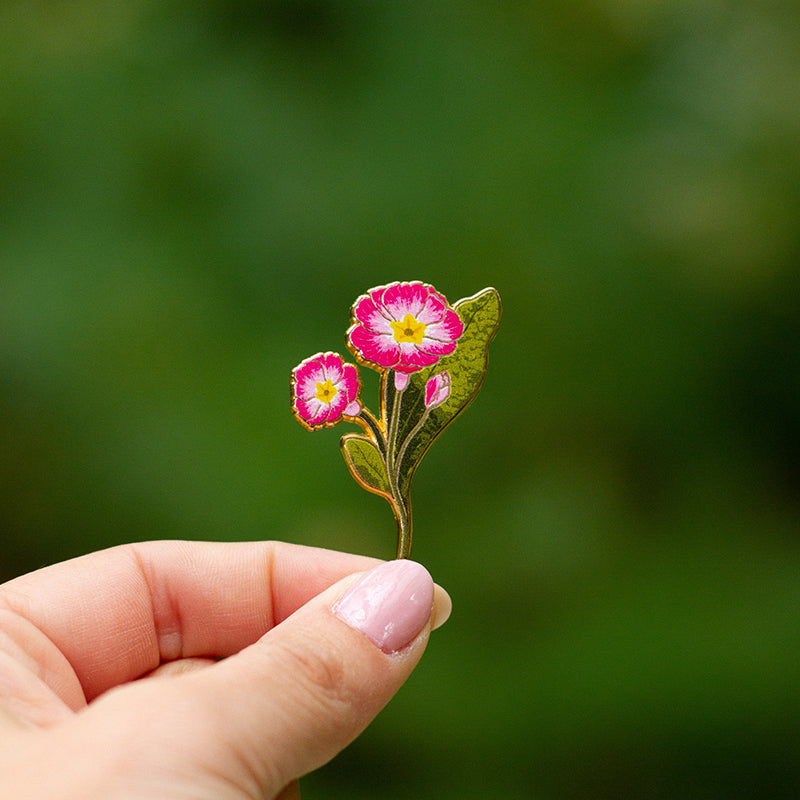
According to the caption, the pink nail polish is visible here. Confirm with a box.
[333,560,434,653]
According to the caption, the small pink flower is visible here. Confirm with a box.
[347,281,464,378]
[292,352,361,430]
[424,371,451,409]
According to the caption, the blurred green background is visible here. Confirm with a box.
[2,1,800,797]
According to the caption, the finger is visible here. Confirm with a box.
[184,559,444,794]
[276,779,301,800]
[66,560,446,798]
[0,605,77,727]
[144,657,218,679]
[0,541,380,704]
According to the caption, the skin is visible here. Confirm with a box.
[0,540,451,799]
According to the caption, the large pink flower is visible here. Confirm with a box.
[291,352,361,430]
[347,281,464,378]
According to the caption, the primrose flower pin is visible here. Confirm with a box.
[290,281,501,559]
[291,352,361,430]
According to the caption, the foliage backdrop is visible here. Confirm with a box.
[2,1,799,797]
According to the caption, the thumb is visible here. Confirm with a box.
[193,558,450,795]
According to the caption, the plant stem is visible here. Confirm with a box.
[352,407,386,455]
[394,408,430,486]
[385,371,411,558]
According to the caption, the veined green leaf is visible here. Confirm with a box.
[340,434,392,500]
[393,287,502,499]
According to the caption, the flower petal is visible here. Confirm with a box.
[295,396,328,426]
[416,289,447,325]
[380,281,428,321]
[424,308,463,343]
[318,352,345,383]
[417,337,458,358]
[340,362,360,402]
[325,390,347,420]
[349,325,401,369]
[353,293,394,334]
[396,343,438,370]
[293,357,325,401]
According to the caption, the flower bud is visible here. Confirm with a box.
[424,371,451,409]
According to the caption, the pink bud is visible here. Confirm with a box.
[424,371,451,409]
[343,400,361,417]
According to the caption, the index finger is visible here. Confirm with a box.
[0,541,380,705]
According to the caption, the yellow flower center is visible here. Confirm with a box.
[390,313,426,344]
[315,378,338,404]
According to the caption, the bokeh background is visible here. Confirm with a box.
[2,1,800,797]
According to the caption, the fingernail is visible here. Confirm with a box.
[333,560,434,653]
[431,584,452,631]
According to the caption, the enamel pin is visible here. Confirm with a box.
[291,281,502,558]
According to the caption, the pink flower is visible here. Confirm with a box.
[292,352,361,430]
[424,371,451,409]
[347,281,464,379]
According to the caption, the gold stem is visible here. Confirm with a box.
[385,372,411,558]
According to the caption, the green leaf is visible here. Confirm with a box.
[394,287,502,499]
[340,434,392,501]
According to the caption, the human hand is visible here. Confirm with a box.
[0,540,451,799]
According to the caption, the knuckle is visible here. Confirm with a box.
[281,636,348,702]
[271,632,361,721]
